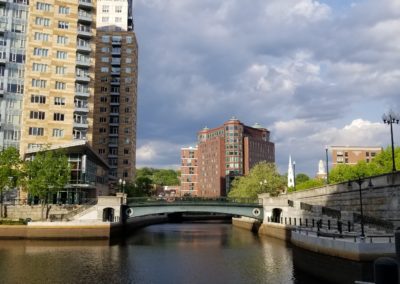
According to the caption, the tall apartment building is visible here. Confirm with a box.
[0,0,28,150]
[192,117,275,197]
[180,146,198,196]
[331,146,382,167]
[14,0,137,184]
[92,0,137,180]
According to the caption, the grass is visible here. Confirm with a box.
[0,219,28,225]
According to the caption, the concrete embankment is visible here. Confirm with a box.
[0,216,167,240]
[232,218,396,262]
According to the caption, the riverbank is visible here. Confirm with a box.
[232,217,396,262]
[0,216,168,240]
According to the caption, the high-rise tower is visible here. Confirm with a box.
[0,0,28,150]
[18,0,138,183]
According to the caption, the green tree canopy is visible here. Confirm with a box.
[228,162,285,199]
[296,173,310,184]
[25,150,70,200]
[0,147,23,192]
[135,167,180,186]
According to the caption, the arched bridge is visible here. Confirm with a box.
[124,197,264,221]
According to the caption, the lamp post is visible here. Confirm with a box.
[382,110,399,172]
[293,161,296,190]
[325,145,329,184]
[349,177,373,238]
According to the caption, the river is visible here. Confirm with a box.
[0,222,365,283]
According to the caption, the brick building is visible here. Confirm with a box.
[180,117,275,198]
[180,146,198,196]
[330,146,383,167]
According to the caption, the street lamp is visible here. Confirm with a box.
[348,177,373,238]
[118,179,126,194]
[293,161,296,190]
[382,110,399,172]
[259,179,267,190]
[325,145,329,184]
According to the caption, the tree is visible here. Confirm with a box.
[0,147,23,217]
[127,176,153,197]
[228,162,285,199]
[296,173,310,184]
[152,169,180,186]
[25,150,70,220]
[293,178,325,191]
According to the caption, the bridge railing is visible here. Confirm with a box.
[127,196,263,206]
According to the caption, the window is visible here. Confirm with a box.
[102,5,109,12]
[33,48,48,57]
[34,32,50,41]
[125,67,131,73]
[29,127,44,136]
[53,113,65,121]
[56,66,66,74]
[123,159,129,165]
[124,107,130,113]
[35,17,50,26]
[100,107,107,113]
[101,67,108,73]
[101,57,109,63]
[55,81,66,90]
[57,36,68,45]
[52,129,64,137]
[115,17,122,22]
[29,111,45,120]
[99,117,106,123]
[124,149,129,154]
[56,51,68,59]
[100,97,107,102]
[115,6,122,13]
[101,86,108,92]
[58,6,70,14]
[126,58,132,63]
[126,48,132,54]
[36,2,51,11]
[98,149,106,154]
[32,79,46,88]
[58,21,69,29]
[101,77,108,82]
[32,63,48,72]
[126,36,132,43]
[99,127,106,133]
[101,47,109,52]
[101,36,110,43]
[54,97,65,105]
[366,152,369,157]
[102,17,109,23]
[31,95,46,104]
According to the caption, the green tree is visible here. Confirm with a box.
[25,150,70,220]
[228,162,285,199]
[294,178,325,191]
[296,173,310,184]
[127,176,153,197]
[0,147,23,217]
[152,169,180,186]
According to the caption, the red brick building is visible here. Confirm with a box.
[187,117,275,197]
[180,146,199,196]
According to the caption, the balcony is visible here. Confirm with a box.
[75,74,90,82]
[74,104,89,113]
[111,59,121,66]
[110,79,120,86]
[75,89,90,98]
[111,49,121,56]
[73,120,88,129]
[109,132,118,137]
[76,58,91,67]
[78,0,93,9]
[111,40,122,46]
[111,69,120,76]
[77,42,91,52]
[108,139,118,147]
[77,27,92,38]
[78,11,92,22]
[109,110,119,116]
[110,101,120,106]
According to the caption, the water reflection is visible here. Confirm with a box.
[0,223,325,284]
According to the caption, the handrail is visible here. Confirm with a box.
[127,196,263,206]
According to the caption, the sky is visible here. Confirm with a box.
[132,0,400,176]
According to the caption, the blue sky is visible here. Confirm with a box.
[133,0,400,176]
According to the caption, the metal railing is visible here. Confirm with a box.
[353,212,394,231]
[127,196,263,206]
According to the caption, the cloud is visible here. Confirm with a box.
[133,0,400,176]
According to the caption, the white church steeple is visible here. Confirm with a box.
[288,155,294,187]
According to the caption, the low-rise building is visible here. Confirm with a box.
[330,146,383,167]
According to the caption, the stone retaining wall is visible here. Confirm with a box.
[3,204,84,221]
